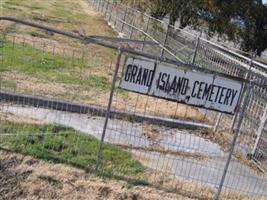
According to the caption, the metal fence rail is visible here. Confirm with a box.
[0,12,267,200]
[88,0,267,174]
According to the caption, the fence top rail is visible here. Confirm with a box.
[0,16,182,65]
[2,16,267,89]
[116,18,183,62]
[199,37,267,70]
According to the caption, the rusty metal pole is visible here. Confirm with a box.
[141,16,150,51]
[160,24,170,59]
[95,48,122,172]
[252,104,267,156]
[121,7,128,33]
[213,113,223,132]
[214,55,254,200]
[191,32,202,65]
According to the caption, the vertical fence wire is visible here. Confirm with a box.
[95,48,122,172]
[0,1,267,199]
[87,0,267,197]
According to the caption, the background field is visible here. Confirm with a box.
[0,0,207,122]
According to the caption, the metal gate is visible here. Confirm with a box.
[90,0,267,178]
[0,16,267,200]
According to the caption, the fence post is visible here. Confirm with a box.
[213,113,223,132]
[100,0,104,13]
[100,0,104,12]
[114,4,119,30]
[214,57,254,200]
[0,35,4,83]
[129,17,135,39]
[191,32,202,64]
[104,1,109,18]
[95,49,123,172]
[141,16,150,51]
[251,104,267,156]
[108,2,114,22]
[91,0,95,7]
[97,0,101,11]
[121,7,128,33]
[160,24,170,59]
[214,83,252,200]
[99,0,102,12]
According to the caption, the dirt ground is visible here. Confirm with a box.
[0,150,195,200]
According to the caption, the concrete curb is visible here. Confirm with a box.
[0,91,212,130]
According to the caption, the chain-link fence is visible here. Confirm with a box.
[0,11,267,200]
[88,0,267,175]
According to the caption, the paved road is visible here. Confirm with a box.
[1,104,266,197]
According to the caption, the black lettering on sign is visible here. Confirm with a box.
[165,74,171,92]
[191,81,199,98]
[218,87,227,104]
[124,64,132,82]
[141,68,149,86]
[197,82,205,99]
[181,78,189,95]
[230,90,238,106]
[157,72,161,89]
[224,89,232,105]
[202,83,212,101]
[169,76,178,94]
[209,85,216,102]
[135,67,143,84]
[122,59,241,114]
[130,65,138,83]
[159,73,167,90]
[124,64,155,87]
[214,86,222,103]
[176,77,185,94]
[147,70,154,87]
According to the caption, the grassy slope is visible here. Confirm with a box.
[1,0,117,41]
[0,121,144,178]
[1,41,110,93]
[0,0,206,122]
[0,0,118,101]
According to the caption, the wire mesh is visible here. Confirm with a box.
[92,0,267,198]
[88,0,267,178]
[0,1,267,199]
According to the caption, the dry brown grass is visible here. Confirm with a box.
[189,128,230,151]
[234,150,266,176]
[145,171,263,200]
[117,144,209,159]
[1,150,262,200]
[188,128,266,175]
[0,150,194,200]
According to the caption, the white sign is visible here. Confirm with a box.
[120,57,243,114]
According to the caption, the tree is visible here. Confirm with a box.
[237,1,267,55]
[133,0,267,55]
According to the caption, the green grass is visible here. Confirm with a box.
[1,40,80,73]
[0,121,144,177]
[0,40,111,92]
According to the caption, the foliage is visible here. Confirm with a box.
[125,0,267,55]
